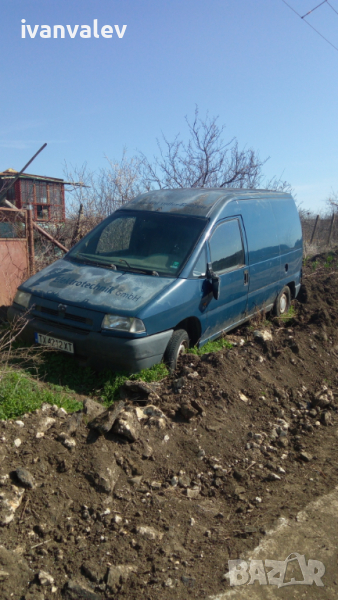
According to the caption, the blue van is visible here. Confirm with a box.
[8,189,303,372]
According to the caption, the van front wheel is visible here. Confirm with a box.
[164,329,189,372]
[274,286,291,317]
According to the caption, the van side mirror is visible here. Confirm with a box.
[207,262,220,300]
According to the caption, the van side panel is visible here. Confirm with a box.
[270,197,303,291]
[238,199,281,314]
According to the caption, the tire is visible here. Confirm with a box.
[273,285,291,317]
[164,329,189,372]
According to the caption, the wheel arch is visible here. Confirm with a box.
[174,317,201,347]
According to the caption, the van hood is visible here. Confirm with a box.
[21,258,173,315]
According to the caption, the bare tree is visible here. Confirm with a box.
[64,150,143,220]
[140,107,280,190]
[326,190,338,213]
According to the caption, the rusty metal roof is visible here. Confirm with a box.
[0,169,64,183]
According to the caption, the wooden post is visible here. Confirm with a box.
[27,208,35,276]
[328,212,335,245]
[310,215,320,245]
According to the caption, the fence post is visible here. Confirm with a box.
[310,215,320,245]
[27,207,35,276]
[328,212,335,245]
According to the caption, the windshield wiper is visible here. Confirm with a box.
[71,255,117,270]
[70,254,159,276]
[111,258,159,276]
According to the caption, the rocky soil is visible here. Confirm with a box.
[1,251,338,600]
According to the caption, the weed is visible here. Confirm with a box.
[188,336,233,356]
[324,255,333,268]
[100,363,168,406]
[275,305,297,325]
[312,260,319,271]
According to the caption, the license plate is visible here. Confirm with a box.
[34,333,74,354]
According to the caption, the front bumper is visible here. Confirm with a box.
[7,307,173,373]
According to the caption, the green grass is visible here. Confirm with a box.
[275,304,297,325]
[324,254,333,268]
[188,336,233,355]
[0,345,168,420]
[0,370,82,420]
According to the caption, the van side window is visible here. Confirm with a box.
[192,246,207,277]
[209,220,244,273]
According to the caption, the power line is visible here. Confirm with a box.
[301,0,327,20]
[327,1,338,16]
[281,0,338,52]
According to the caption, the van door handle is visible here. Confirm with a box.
[244,270,249,285]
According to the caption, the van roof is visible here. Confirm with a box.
[122,188,292,218]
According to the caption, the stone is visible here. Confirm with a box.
[181,575,196,588]
[106,564,137,591]
[178,475,191,488]
[136,525,163,541]
[37,417,56,433]
[14,421,25,428]
[135,405,167,429]
[0,485,25,525]
[62,412,82,436]
[186,487,201,499]
[112,409,141,441]
[239,392,248,403]
[65,580,102,599]
[13,439,21,448]
[266,473,281,481]
[187,371,199,379]
[141,442,153,460]
[173,377,186,392]
[86,459,121,494]
[81,561,105,583]
[128,476,143,487]
[38,570,54,586]
[59,435,76,450]
[299,451,312,462]
[88,400,125,435]
[253,329,273,343]
[14,467,35,489]
[83,398,106,420]
[321,411,332,426]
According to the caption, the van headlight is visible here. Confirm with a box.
[14,290,31,309]
[101,314,146,333]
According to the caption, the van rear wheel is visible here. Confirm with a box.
[274,286,291,317]
[164,329,189,372]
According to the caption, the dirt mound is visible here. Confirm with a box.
[1,251,338,599]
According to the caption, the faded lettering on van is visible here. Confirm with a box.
[55,276,142,302]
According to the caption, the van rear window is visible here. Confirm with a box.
[68,211,207,277]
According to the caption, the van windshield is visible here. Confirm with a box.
[67,211,207,277]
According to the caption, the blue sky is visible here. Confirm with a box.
[1,0,338,212]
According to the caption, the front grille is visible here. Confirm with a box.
[35,305,93,326]
[34,315,91,334]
